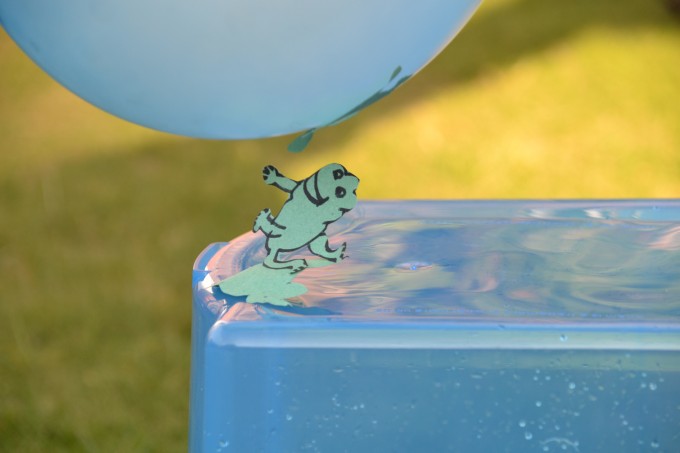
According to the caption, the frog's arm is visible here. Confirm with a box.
[263,165,297,193]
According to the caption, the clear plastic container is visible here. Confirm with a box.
[190,200,680,452]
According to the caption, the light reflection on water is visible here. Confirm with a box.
[213,201,680,323]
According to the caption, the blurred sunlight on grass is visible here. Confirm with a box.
[1,0,679,451]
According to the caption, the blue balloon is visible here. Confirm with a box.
[0,0,480,139]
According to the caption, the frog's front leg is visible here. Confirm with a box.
[309,234,346,262]
[253,208,286,237]
[263,165,298,193]
[263,248,308,273]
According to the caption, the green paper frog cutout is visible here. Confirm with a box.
[218,163,359,306]
[254,163,359,272]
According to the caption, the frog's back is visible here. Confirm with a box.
[266,192,325,251]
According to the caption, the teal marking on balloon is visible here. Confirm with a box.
[326,74,411,127]
[217,163,360,306]
[389,65,403,82]
[287,128,317,153]
[287,66,411,152]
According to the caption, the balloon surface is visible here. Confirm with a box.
[0,0,481,139]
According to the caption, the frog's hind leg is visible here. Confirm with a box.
[309,234,346,262]
[263,248,307,273]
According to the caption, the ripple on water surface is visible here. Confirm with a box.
[225,201,680,323]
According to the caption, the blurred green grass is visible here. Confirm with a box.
[0,0,678,451]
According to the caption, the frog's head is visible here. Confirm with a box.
[303,163,359,216]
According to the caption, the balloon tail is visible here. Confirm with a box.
[288,129,316,153]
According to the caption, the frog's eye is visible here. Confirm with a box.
[335,186,346,198]
[333,169,344,180]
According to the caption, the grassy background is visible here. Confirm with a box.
[1,0,679,451]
